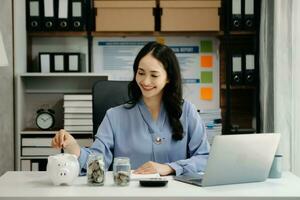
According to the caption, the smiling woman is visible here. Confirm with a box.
[135,53,169,120]
[52,41,210,177]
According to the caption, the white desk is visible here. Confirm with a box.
[0,171,300,200]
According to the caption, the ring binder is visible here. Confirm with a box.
[231,0,242,30]
[70,0,86,31]
[43,0,56,31]
[57,0,69,31]
[67,53,81,72]
[26,0,43,32]
[51,53,66,72]
[244,0,255,30]
[244,54,255,85]
[231,54,243,85]
[39,52,52,73]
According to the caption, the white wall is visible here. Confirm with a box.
[0,0,14,175]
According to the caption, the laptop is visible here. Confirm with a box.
[174,133,280,187]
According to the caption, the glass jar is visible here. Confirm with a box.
[87,153,105,186]
[113,157,131,186]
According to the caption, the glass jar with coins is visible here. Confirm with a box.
[87,153,105,186]
[113,157,131,186]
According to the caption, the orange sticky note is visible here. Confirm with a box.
[200,87,213,100]
[200,55,213,68]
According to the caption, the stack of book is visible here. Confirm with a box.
[63,94,93,132]
[198,109,222,145]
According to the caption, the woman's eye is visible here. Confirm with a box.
[138,72,145,75]
[151,75,158,78]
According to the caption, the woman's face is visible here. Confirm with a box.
[135,53,169,100]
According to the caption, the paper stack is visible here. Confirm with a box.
[63,94,93,133]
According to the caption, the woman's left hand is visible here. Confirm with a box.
[133,161,175,176]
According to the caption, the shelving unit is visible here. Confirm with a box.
[14,0,108,170]
[15,72,107,170]
[220,0,261,134]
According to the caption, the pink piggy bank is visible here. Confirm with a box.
[47,153,80,186]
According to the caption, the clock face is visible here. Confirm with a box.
[36,112,54,130]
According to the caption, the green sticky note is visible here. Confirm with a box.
[200,40,213,53]
[201,71,213,83]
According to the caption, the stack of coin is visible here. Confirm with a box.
[87,158,105,185]
[113,171,130,186]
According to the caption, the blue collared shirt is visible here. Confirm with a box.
[78,99,210,176]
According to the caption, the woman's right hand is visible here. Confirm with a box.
[51,129,81,157]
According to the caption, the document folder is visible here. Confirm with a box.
[57,0,69,31]
[67,53,81,72]
[70,0,86,31]
[244,54,255,85]
[39,53,52,73]
[231,55,243,85]
[26,0,43,32]
[231,0,242,30]
[43,0,56,31]
[244,0,255,30]
[51,53,66,72]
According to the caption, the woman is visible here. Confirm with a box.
[52,41,210,176]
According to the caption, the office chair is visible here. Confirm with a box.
[92,80,129,136]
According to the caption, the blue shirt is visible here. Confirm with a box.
[78,99,210,176]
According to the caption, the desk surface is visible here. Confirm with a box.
[0,171,300,200]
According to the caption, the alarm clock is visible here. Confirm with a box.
[36,109,55,130]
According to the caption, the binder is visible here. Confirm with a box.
[43,0,56,31]
[70,0,86,31]
[67,53,81,72]
[244,0,255,30]
[85,0,94,31]
[26,0,43,32]
[39,52,52,73]
[231,54,243,85]
[51,53,66,72]
[244,54,255,85]
[231,0,242,30]
[57,0,69,31]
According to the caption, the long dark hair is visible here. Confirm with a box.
[127,41,184,140]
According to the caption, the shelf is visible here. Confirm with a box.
[229,31,256,35]
[20,156,48,159]
[28,31,225,37]
[92,31,224,37]
[20,74,107,93]
[21,129,57,134]
[221,84,256,90]
[20,73,109,78]
[21,128,93,135]
[28,32,88,37]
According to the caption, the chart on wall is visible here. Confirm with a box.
[93,36,220,110]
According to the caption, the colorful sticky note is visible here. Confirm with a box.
[200,55,213,68]
[200,87,213,100]
[200,40,213,52]
[201,71,213,83]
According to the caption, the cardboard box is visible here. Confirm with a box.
[160,0,221,31]
[94,0,156,31]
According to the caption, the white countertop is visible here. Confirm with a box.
[0,171,300,199]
